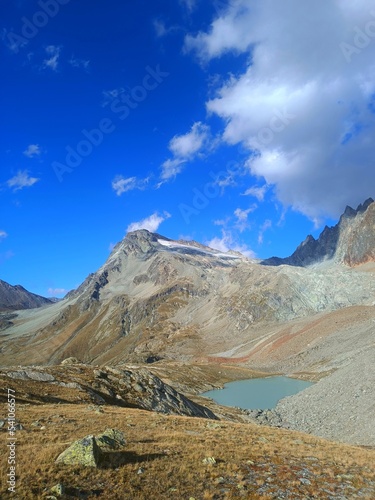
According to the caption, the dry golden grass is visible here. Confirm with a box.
[1,403,374,499]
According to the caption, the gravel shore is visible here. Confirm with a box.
[274,349,375,446]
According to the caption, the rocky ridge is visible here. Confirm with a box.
[0,363,217,420]
[263,197,374,267]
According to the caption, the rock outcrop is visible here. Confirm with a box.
[0,364,217,420]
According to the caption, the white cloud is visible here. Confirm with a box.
[153,19,180,38]
[160,158,187,181]
[180,0,198,13]
[242,185,268,202]
[169,122,209,158]
[23,144,41,158]
[47,288,68,297]
[111,175,149,196]
[234,207,255,222]
[2,28,28,53]
[43,45,61,71]
[234,205,257,232]
[206,229,255,258]
[206,235,229,253]
[0,231,8,241]
[127,211,171,233]
[0,250,14,264]
[112,176,137,195]
[214,218,229,227]
[185,1,375,219]
[258,219,272,245]
[153,19,168,38]
[7,170,39,191]
[68,56,90,70]
[161,122,210,180]
[101,87,129,107]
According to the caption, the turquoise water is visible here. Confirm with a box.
[202,376,313,410]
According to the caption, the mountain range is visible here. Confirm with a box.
[0,198,374,367]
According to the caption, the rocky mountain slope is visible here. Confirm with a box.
[0,279,53,311]
[263,198,374,267]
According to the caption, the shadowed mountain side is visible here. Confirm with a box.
[0,279,54,311]
[262,198,374,267]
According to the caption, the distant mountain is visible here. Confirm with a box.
[0,279,53,311]
[262,198,374,267]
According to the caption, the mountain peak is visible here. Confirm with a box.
[342,205,357,218]
[356,197,374,213]
[113,230,167,258]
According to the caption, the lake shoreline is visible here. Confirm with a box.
[201,376,313,411]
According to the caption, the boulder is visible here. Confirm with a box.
[95,428,126,451]
[56,435,101,467]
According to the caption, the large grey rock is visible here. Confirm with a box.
[104,366,218,419]
[56,435,101,467]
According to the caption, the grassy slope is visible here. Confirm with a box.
[1,403,374,499]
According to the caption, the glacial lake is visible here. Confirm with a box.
[202,376,313,410]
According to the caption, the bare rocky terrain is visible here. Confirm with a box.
[275,348,375,446]
[0,362,217,420]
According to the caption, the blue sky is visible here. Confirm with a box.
[1,0,374,297]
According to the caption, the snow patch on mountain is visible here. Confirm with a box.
[157,238,242,259]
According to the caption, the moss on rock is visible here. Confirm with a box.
[56,435,101,467]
